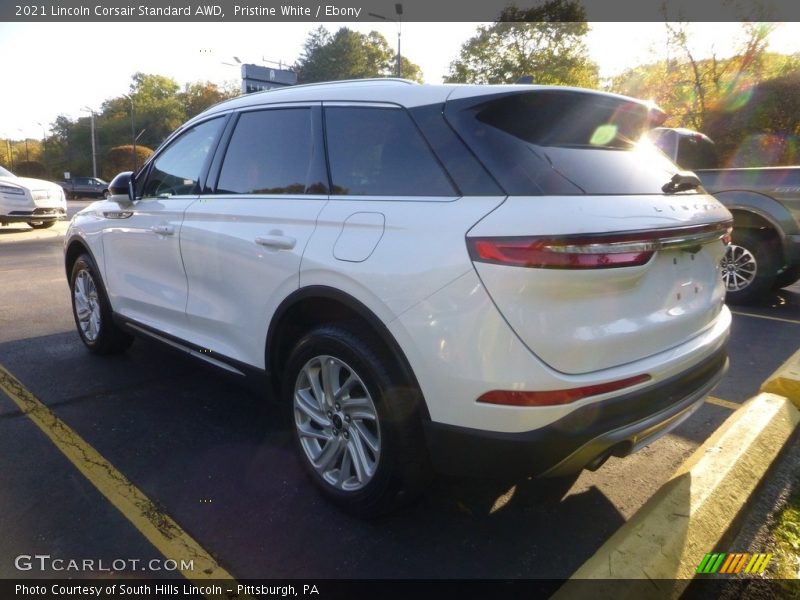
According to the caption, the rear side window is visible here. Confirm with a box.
[325,106,455,196]
[216,108,316,195]
[676,135,720,170]
[447,90,686,196]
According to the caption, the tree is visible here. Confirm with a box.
[445,1,598,86]
[703,71,800,167]
[609,23,797,131]
[104,145,155,177]
[179,81,239,120]
[295,26,423,83]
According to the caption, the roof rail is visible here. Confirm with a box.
[262,77,419,93]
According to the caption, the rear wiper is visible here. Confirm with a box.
[662,170,702,194]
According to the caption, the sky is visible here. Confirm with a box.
[2,21,800,141]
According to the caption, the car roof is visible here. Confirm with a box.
[188,79,651,126]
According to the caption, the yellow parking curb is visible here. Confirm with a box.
[761,348,800,410]
[552,392,800,599]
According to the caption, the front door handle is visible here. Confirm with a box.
[151,224,174,236]
[255,234,296,250]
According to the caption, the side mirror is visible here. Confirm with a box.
[108,171,135,205]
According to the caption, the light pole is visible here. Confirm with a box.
[122,94,137,171]
[368,3,403,78]
[81,107,98,178]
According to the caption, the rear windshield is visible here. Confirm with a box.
[446,90,689,196]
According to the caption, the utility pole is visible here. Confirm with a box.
[81,107,98,178]
[368,3,404,78]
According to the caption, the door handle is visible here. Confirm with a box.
[151,224,174,236]
[255,234,296,250]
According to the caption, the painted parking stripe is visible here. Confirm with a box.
[731,311,800,326]
[706,396,742,411]
[0,363,246,599]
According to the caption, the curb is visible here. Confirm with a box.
[761,348,800,409]
[552,356,800,599]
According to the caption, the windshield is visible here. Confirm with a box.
[0,166,15,177]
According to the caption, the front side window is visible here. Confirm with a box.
[325,106,455,196]
[216,108,316,195]
[142,117,224,199]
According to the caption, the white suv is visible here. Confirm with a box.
[65,79,732,515]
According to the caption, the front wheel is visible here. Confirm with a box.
[721,230,778,305]
[69,254,134,354]
[28,220,56,229]
[284,324,431,517]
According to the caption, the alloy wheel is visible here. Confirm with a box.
[73,269,102,342]
[721,244,757,292]
[293,355,381,492]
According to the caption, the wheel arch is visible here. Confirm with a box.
[715,190,796,265]
[64,236,93,280]
[266,286,431,421]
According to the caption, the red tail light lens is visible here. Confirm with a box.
[467,222,732,270]
[477,374,652,407]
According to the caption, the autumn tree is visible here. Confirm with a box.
[295,26,423,83]
[445,0,598,86]
[104,144,155,176]
[610,23,799,131]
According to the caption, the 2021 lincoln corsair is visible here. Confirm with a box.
[65,79,732,515]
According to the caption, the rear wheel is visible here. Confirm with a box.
[721,230,778,305]
[284,324,431,517]
[28,220,55,229]
[69,254,134,354]
[773,264,800,290]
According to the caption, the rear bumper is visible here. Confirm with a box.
[423,346,728,479]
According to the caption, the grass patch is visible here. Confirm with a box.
[773,483,800,585]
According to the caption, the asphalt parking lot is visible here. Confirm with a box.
[1,203,799,584]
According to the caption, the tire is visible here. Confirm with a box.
[69,254,134,354]
[773,264,800,290]
[284,324,432,517]
[721,230,778,305]
[28,220,56,229]
[102,190,110,199]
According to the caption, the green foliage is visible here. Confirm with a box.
[295,26,423,83]
[703,70,800,167]
[104,145,155,178]
[609,23,797,131]
[445,1,598,86]
[14,160,47,178]
[773,485,800,586]
[179,81,238,120]
[35,74,242,180]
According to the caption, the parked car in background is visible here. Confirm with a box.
[0,165,66,229]
[65,80,732,515]
[59,176,110,199]
[647,127,800,304]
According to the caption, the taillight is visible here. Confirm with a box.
[477,374,652,407]
[467,221,731,270]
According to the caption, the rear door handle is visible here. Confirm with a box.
[151,224,174,236]
[255,234,296,250]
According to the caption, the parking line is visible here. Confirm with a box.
[0,363,244,599]
[706,396,742,411]
[731,311,800,326]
